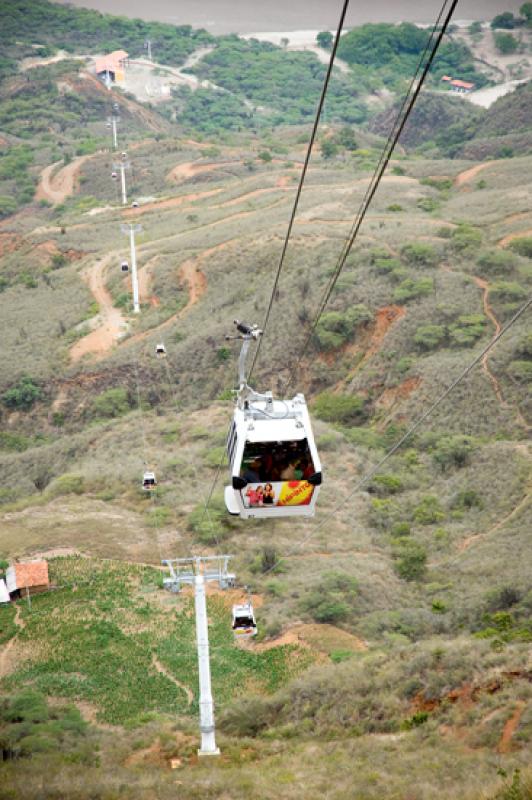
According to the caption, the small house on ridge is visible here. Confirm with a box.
[6,561,50,599]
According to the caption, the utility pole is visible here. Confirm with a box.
[144,39,152,61]
[113,157,130,205]
[163,556,235,756]
[121,223,142,313]
[107,115,119,150]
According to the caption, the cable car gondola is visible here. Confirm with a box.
[142,471,157,491]
[224,320,322,520]
[111,171,117,180]
[131,200,139,208]
[232,601,257,638]
[155,343,167,359]
[120,260,129,272]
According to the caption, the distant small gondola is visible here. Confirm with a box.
[155,343,167,358]
[232,601,257,638]
[142,471,157,491]
[120,260,129,272]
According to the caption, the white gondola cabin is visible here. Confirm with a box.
[120,260,129,272]
[232,602,257,638]
[142,471,157,491]
[155,343,167,358]
[111,171,117,180]
[224,321,322,520]
[131,200,139,208]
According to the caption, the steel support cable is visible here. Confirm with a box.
[283,0,459,394]
[248,0,351,383]
[262,294,532,579]
[301,0,450,332]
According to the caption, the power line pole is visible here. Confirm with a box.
[163,556,235,756]
[113,156,130,205]
[144,39,152,61]
[121,223,142,313]
[107,115,119,150]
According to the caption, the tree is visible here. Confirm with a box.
[2,377,42,410]
[414,325,446,350]
[321,139,339,159]
[393,541,427,581]
[313,392,366,424]
[521,2,532,25]
[491,11,517,29]
[494,31,518,53]
[432,435,474,471]
[316,31,333,49]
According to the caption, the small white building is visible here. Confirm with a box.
[0,578,10,604]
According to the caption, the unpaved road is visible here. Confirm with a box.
[454,161,493,188]
[70,254,126,362]
[35,155,95,205]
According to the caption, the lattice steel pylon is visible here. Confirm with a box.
[162,556,235,756]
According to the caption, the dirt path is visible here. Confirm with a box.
[123,188,222,217]
[472,276,505,405]
[123,238,238,349]
[35,155,95,205]
[166,160,240,183]
[152,654,193,706]
[497,702,525,754]
[459,484,531,553]
[499,227,532,248]
[341,305,406,388]
[70,254,127,362]
[0,604,25,679]
[454,162,493,188]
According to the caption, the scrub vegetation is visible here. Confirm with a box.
[0,2,531,798]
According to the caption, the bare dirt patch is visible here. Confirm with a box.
[253,623,367,656]
[166,160,241,183]
[497,702,525,754]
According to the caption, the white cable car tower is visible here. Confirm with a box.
[224,320,322,519]
[121,223,142,313]
[163,556,235,756]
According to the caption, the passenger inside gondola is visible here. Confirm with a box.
[240,439,315,483]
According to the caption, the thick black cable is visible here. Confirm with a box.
[283,0,459,393]
[312,0,450,310]
[262,294,532,579]
[248,0,351,382]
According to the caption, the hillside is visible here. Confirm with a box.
[0,3,531,799]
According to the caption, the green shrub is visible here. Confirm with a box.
[432,434,474,471]
[414,324,446,350]
[313,392,366,424]
[448,314,486,346]
[516,332,532,358]
[393,277,433,302]
[509,237,532,258]
[315,306,372,349]
[91,387,131,418]
[451,489,483,510]
[508,360,532,382]
[2,376,42,410]
[369,473,403,495]
[299,571,358,623]
[0,431,31,451]
[491,281,527,301]
[188,493,234,544]
[494,31,518,54]
[387,203,403,212]
[417,197,439,213]
[374,257,402,275]
[392,521,411,537]
[413,495,445,525]
[401,243,438,267]
[476,250,517,274]
[450,224,482,252]
[420,177,452,191]
[47,473,84,497]
[393,540,427,581]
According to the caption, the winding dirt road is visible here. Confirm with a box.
[36,155,95,205]
[0,604,24,680]
[70,254,126,362]
[473,276,504,404]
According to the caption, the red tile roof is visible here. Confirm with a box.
[450,79,475,89]
[14,561,49,588]
[95,50,128,74]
